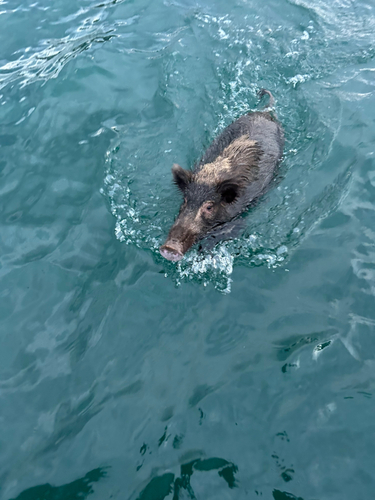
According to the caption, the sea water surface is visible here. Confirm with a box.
[1,0,375,498]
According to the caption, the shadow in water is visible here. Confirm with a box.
[273,329,337,362]
[137,457,237,500]
[273,490,304,500]
[9,468,107,500]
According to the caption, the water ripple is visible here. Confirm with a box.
[0,28,116,90]
[101,2,368,292]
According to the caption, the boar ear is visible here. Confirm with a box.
[172,164,192,192]
[217,181,240,204]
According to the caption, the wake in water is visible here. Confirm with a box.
[103,132,351,294]
[102,5,360,292]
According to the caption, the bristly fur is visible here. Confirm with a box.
[160,92,284,261]
[194,136,261,189]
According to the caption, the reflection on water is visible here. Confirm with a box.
[136,457,237,500]
[272,490,304,500]
[9,468,107,500]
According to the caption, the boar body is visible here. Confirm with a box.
[160,103,284,262]
[199,111,283,213]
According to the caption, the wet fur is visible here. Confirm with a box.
[189,111,283,215]
[195,136,261,187]
[160,100,284,260]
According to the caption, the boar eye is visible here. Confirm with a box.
[203,203,214,212]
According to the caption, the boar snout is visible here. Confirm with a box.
[159,240,184,262]
[160,223,199,261]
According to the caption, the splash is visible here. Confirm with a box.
[101,8,357,292]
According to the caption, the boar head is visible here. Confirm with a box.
[160,136,260,261]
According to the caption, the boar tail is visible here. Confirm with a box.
[257,88,275,109]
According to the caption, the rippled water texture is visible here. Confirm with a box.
[1,0,375,498]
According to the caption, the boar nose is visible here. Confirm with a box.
[159,242,184,262]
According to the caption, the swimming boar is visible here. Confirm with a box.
[160,90,284,262]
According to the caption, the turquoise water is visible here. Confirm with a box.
[1,0,375,498]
